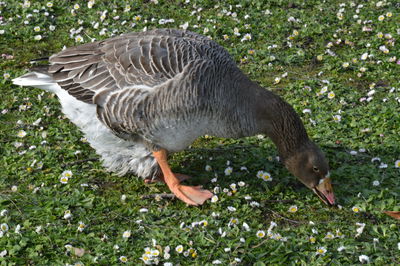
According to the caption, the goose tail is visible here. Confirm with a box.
[12,66,60,94]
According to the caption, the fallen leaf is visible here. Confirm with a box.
[383,211,400,220]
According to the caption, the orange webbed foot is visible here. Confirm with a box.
[152,149,213,206]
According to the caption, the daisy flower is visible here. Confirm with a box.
[394,160,400,168]
[288,205,298,213]
[241,33,252,42]
[0,223,9,232]
[64,210,72,219]
[316,247,327,255]
[77,222,85,232]
[372,180,380,186]
[34,26,40,32]
[261,172,272,182]
[352,206,361,213]
[378,15,384,21]
[309,236,316,243]
[333,115,342,122]
[337,246,345,252]
[205,165,212,171]
[342,62,349,68]
[60,176,69,184]
[256,230,265,238]
[327,91,335,99]
[141,254,152,264]
[211,195,218,203]
[361,53,368,60]
[359,255,370,263]
[228,218,238,226]
[119,256,128,263]
[73,4,80,10]
[17,130,27,138]
[75,35,83,42]
[122,230,131,238]
[325,232,335,239]
[224,167,233,176]
[175,245,184,253]
[62,170,73,178]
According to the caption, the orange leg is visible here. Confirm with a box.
[152,149,213,206]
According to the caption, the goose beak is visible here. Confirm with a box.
[313,177,335,206]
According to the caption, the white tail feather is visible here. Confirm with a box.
[12,72,60,93]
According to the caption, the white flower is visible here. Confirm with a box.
[60,176,69,184]
[11,186,18,192]
[17,130,27,138]
[288,205,298,213]
[224,167,233,176]
[0,250,7,257]
[256,230,265,238]
[63,210,72,219]
[139,208,148,213]
[333,115,342,122]
[337,246,345,252]
[0,210,8,216]
[73,4,80,9]
[0,223,9,232]
[325,232,335,239]
[395,160,400,168]
[372,180,380,186]
[242,222,250,231]
[361,53,368,60]
[175,245,184,253]
[352,206,361,213]
[35,226,42,233]
[212,260,222,264]
[77,222,85,232]
[205,165,212,171]
[34,26,40,32]
[209,195,218,203]
[250,201,260,207]
[359,255,370,263]
[61,171,72,178]
[241,33,252,42]
[316,247,327,255]
[180,22,189,30]
[119,256,128,263]
[227,206,236,212]
[122,230,131,238]
[34,35,42,41]
[261,172,272,182]
[75,35,83,42]
[327,91,335,99]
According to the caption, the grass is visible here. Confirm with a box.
[0,0,399,265]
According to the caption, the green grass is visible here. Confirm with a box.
[1,0,399,265]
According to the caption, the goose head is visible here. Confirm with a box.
[283,142,336,206]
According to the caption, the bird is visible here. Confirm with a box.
[13,29,335,206]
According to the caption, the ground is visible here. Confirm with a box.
[0,0,399,265]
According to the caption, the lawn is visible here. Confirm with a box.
[0,0,399,265]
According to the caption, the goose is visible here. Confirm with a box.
[13,29,335,206]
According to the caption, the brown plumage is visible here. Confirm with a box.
[14,29,335,206]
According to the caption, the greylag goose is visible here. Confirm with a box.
[13,29,335,206]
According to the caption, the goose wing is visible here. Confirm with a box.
[48,29,227,105]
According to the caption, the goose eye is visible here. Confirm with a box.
[313,166,319,173]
